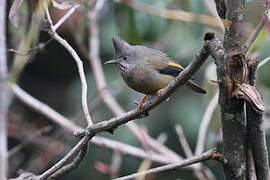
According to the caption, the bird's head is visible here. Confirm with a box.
[105,38,138,73]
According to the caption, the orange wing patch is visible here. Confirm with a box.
[168,62,184,69]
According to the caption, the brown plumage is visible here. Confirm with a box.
[105,38,206,110]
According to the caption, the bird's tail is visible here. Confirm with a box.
[186,80,207,94]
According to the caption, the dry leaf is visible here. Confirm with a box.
[9,0,24,28]
[233,83,264,114]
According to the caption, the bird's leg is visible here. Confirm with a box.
[137,95,148,111]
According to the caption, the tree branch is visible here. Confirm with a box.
[8,82,174,165]
[38,136,91,180]
[52,4,81,32]
[243,1,270,54]
[246,57,270,179]
[208,29,248,180]
[44,0,93,126]
[175,125,193,158]
[114,148,217,180]
[195,91,219,155]
[47,143,89,180]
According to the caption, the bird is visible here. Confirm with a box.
[105,37,206,111]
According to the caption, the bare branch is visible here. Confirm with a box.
[88,0,125,116]
[44,1,93,126]
[243,2,270,54]
[109,151,122,179]
[114,148,217,180]
[38,136,91,180]
[52,4,81,31]
[0,0,8,178]
[8,38,53,56]
[195,91,218,155]
[8,82,174,165]
[92,136,171,164]
[246,56,270,179]
[47,143,89,179]
[175,125,193,158]
[217,0,249,179]
[175,124,217,180]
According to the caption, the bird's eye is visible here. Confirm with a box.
[122,56,128,60]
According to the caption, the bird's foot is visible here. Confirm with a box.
[136,95,148,112]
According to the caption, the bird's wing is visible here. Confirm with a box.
[155,61,207,94]
[155,61,184,77]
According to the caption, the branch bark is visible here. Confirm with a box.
[219,1,247,179]
[38,136,91,180]
[44,1,93,126]
[208,32,247,180]
[114,149,217,180]
[246,57,270,179]
[212,0,270,179]
[47,142,89,179]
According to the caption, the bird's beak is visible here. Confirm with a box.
[104,59,119,65]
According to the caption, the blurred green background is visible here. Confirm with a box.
[6,0,270,179]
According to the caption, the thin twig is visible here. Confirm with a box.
[38,135,91,180]
[0,0,8,179]
[109,151,122,179]
[175,125,193,158]
[48,143,89,179]
[243,18,264,54]
[247,56,270,179]
[114,149,216,180]
[175,124,216,180]
[44,1,93,126]
[52,4,81,31]
[243,1,270,54]
[195,91,218,155]
[8,38,53,56]
[88,0,125,116]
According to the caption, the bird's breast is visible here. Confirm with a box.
[121,66,174,95]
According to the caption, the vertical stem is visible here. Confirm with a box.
[246,57,270,179]
[218,0,247,179]
[0,0,8,179]
[221,107,247,180]
[246,106,269,179]
[223,0,245,51]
